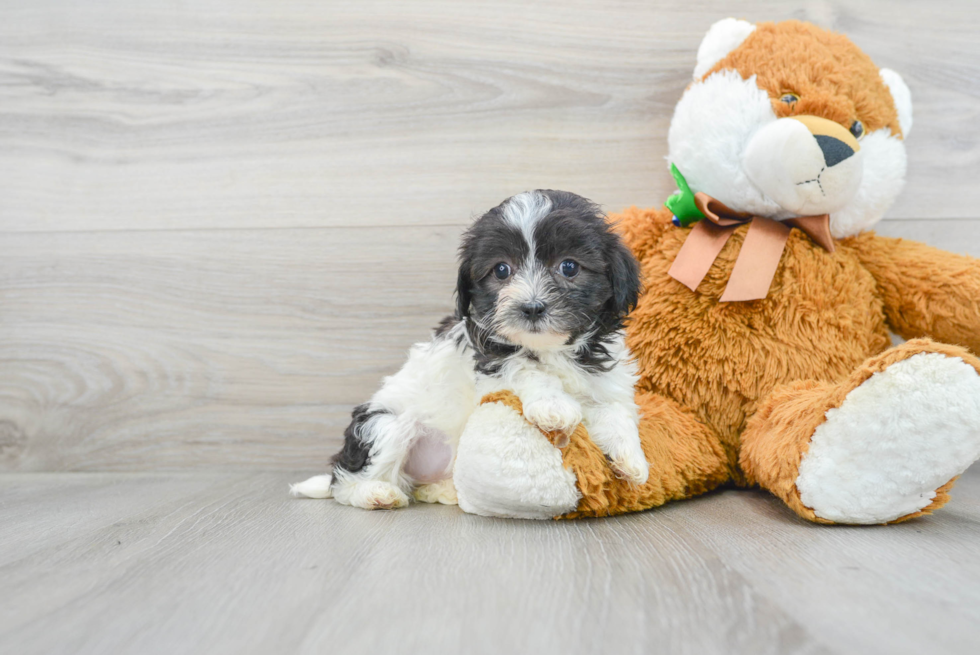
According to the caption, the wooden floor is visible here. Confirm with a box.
[2,467,979,655]
[3,2,980,654]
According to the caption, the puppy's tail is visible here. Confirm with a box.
[289,473,334,499]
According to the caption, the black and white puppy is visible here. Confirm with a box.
[291,190,648,510]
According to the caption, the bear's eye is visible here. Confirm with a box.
[850,120,865,139]
[780,93,799,104]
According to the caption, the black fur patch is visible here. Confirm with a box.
[466,318,519,375]
[573,331,618,373]
[534,190,641,338]
[331,404,389,474]
[433,315,457,337]
[455,205,529,322]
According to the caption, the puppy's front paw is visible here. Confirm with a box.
[523,394,583,439]
[610,452,650,486]
[583,406,648,485]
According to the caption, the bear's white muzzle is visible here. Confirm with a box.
[743,115,863,217]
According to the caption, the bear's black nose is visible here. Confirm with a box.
[815,134,855,168]
[520,301,546,321]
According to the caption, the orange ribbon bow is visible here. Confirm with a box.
[667,193,835,302]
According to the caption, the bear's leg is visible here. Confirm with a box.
[453,393,582,519]
[740,339,980,524]
[562,391,731,518]
[453,390,730,519]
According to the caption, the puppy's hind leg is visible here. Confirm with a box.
[329,406,423,510]
[291,403,414,509]
[291,403,385,501]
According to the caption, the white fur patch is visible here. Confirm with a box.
[290,474,334,499]
[828,128,907,237]
[500,190,552,252]
[668,70,788,219]
[522,392,583,436]
[584,401,648,485]
[693,18,756,80]
[479,333,640,412]
[454,400,581,519]
[334,480,410,510]
[501,328,570,351]
[413,478,459,505]
[796,353,980,524]
[880,68,913,138]
[743,117,863,216]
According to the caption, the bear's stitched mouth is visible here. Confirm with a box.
[796,166,826,196]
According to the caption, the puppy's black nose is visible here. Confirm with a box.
[520,301,546,321]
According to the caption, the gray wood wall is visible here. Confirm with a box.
[1,0,978,471]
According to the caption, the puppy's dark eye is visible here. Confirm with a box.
[493,262,511,280]
[780,93,799,104]
[850,120,864,139]
[558,260,579,278]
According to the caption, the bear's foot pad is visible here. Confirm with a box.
[796,352,980,524]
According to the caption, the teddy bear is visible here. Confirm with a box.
[451,18,980,524]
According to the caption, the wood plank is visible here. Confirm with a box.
[1,219,978,472]
[1,469,979,654]
[1,0,978,233]
[874,218,980,256]
[665,470,980,655]
[0,225,461,471]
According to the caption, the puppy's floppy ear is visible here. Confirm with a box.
[455,264,473,319]
[606,238,641,318]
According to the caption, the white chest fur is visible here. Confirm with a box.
[479,332,639,408]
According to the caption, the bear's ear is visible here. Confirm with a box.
[880,68,913,138]
[693,18,756,80]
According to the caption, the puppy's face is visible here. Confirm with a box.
[457,190,640,351]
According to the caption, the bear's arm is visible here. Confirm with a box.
[608,206,674,261]
[845,232,980,354]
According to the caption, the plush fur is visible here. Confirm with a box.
[454,19,980,524]
[617,20,980,523]
[456,390,729,519]
[796,352,980,524]
[669,20,910,237]
[292,190,647,510]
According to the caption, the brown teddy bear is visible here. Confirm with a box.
[453,19,980,524]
